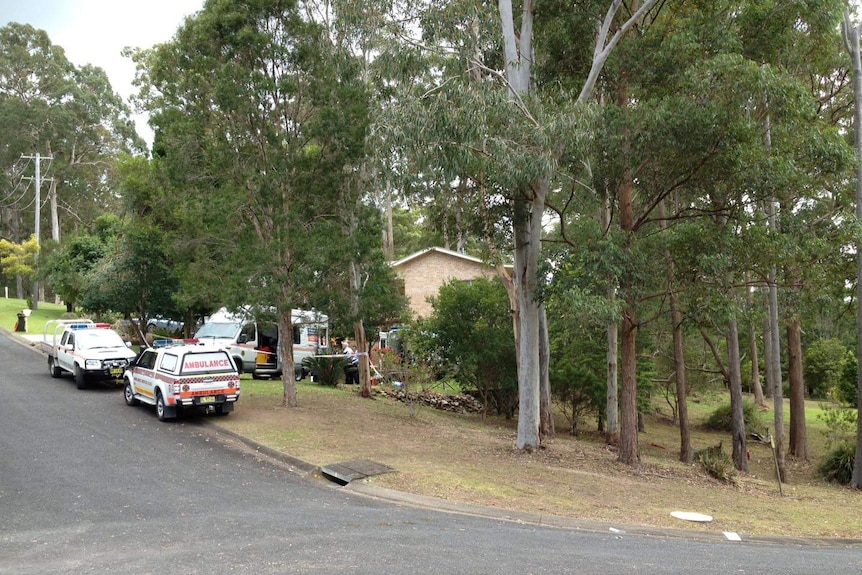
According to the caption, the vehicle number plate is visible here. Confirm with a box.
[200,396,216,404]
[110,368,122,376]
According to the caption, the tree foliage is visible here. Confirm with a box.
[133,0,400,405]
[0,235,39,278]
[411,277,518,416]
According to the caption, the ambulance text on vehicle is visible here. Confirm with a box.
[123,343,240,421]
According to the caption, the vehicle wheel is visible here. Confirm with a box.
[48,357,61,378]
[75,365,87,390]
[146,323,156,333]
[295,369,305,382]
[124,379,139,406]
[156,392,169,421]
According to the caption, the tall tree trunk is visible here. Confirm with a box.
[745,273,766,406]
[606,303,620,445]
[764,108,786,482]
[727,318,748,472]
[669,270,691,463]
[499,0,540,450]
[347,257,372,399]
[50,179,60,243]
[601,196,619,445]
[767,258,786,482]
[842,6,862,489]
[514,191,544,450]
[763,310,773,400]
[659,200,691,463]
[355,319,371,398]
[383,183,394,260]
[278,307,297,408]
[619,300,639,465]
[617,160,639,464]
[539,307,554,439]
[787,315,807,460]
[497,0,659,451]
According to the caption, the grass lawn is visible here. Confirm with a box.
[0,297,68,334]
[216,376,861,540]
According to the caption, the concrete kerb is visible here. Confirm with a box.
[4,326,860,548]
[210,423,319,476]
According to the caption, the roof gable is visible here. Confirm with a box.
[391,247,493,269]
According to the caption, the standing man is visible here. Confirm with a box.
[341,339,359,385]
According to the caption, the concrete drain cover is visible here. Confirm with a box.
[320,459,396,485]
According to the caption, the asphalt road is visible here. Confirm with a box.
[1,330,859,575]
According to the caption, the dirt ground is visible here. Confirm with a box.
[212,379,862,542]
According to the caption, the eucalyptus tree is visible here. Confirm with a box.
[373,0,659,451]
[0,24,144,236]
[0,23,72,245]
[38,228,109,312]
[135,0,374,407]
[738,0,855,465]
[538,0,854,469]
[0,23,144,309]
[841,3,862,490]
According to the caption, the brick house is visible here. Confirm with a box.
[390,247,506,318]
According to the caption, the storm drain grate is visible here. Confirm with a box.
[320,459,397,485]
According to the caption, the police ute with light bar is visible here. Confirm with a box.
[41,319,138,390]
[122,342,240,421]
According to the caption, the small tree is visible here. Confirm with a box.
[412,277,517,416]
[0,235,39,300]
[39,231,108,312]
[549,328,606,436]
[804,338,854,399]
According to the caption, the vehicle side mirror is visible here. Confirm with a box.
[238,334,248,344]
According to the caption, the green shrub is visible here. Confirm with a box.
[703,400,764,435]
[817,403,857,450]
[696,444,736,484]
[838,358,858,406]
[818,443,856,485]
[803,338,852,399]
[302,355,351,387]
[409,278,518,417]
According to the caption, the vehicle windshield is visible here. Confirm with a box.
[76,329,127,350]
[194,322,241,339]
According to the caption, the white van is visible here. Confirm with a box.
[193,307,329,380]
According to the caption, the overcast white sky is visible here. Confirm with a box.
[1,0,205,147]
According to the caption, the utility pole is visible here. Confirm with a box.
[22,152,53,311]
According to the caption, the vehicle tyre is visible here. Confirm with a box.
[156,391,169,421]
[48,357,61,378]
[295,369,305,382]
[146,323,156,333]
[215,404,231,416]
[124,379,139,406]
[75,365,87,390]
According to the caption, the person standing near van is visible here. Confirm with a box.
[341,339,359,385]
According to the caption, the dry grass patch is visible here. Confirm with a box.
[214,379,861,541]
